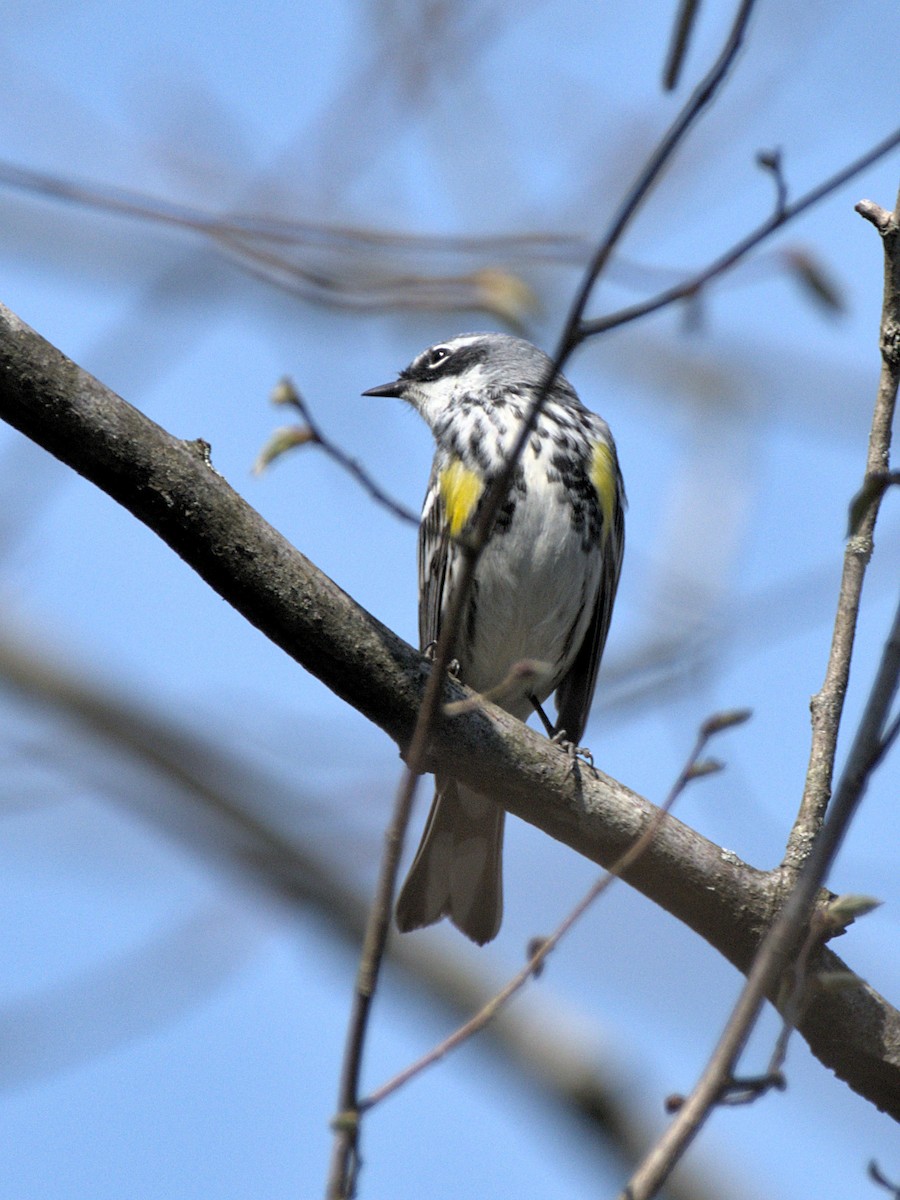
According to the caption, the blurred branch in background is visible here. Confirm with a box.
[0,158,849,326]
[0,159,549,322]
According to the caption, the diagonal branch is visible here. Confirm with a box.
[561,0,759,355]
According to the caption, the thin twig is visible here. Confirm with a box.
[563,0,758,357]
[264,378,418,525]
[869,1161,900,1199]
[0,158,590,258]
[662,0,702,92]
[360,709,750,1111]
[326,764,423,1199]
[579,126,900,340]
[756,148,788,216]
[761,892,882,1092]
[846,470,900,537]
[786,184,900,869]
[325,573,466,1198]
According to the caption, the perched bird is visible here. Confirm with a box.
[364,333,625,943]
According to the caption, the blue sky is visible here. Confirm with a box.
[1,2,898,1198]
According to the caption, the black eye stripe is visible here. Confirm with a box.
[405,340,490,383]
[404,344,458,382]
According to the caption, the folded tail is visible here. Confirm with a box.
[395,780,504,945]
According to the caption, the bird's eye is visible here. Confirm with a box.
[426,347,451,370]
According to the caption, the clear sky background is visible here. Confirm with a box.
[0,2,898,1198]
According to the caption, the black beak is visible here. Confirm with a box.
[362,379,405,399]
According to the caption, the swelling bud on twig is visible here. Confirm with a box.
[699,708,753,737]
[472,268,536,330]
[782,247,845,314]
[846,471,900,537]
[271,377,304,410]
[685,757,724,781]
[821,893,882,932]
[253,425,317,474]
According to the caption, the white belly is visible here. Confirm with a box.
[457,469,599,718]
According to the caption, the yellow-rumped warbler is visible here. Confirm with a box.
[364,333,625,944]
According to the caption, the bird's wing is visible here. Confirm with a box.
[554,489,625,745]
[418,464,453,649]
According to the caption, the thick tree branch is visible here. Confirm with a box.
[0,300,898,1115]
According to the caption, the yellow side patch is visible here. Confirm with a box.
[590,441,618,541]
[439,459,483,537]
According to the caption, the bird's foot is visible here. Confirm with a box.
[550,729,597,775]
[422,641,460,678]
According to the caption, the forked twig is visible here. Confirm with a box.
[359,710,750,1111]
[579,126,900,341]
[258,378,418,525]
[561,0,758,357]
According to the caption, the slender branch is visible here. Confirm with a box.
[0,158,589,258]
[870,1162,900,1199]
[261,378,418,526]
[0,159,558,319]
[786,182,900,868]
[622,186,900,1195]
[361,710,749,1110]
[622,594,900,1200]
[326,763,421,1198]
[579,127,900,340]
[429,0,760,616]
[662,0,702,92]
[756,148,788,217]
[847,470,900,537]
[561,0,758,356]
